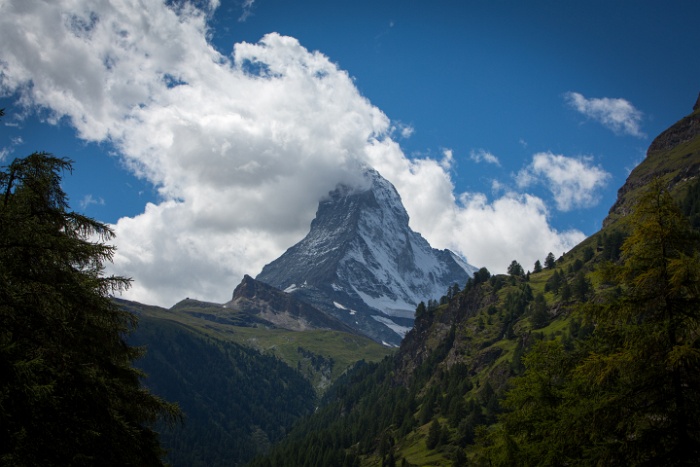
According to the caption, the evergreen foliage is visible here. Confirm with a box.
[544,252,556,269]
[544,269,563,294]
[533,259,542,273]
[482,180,700,466]
[131,317,316,466]
[600,230,626,261]
[0,153,178,466]
[581,180,700,464]
[530,293,549,329]
[464,267,491,292]
[507,260,524,277]
[681,177,700,230]
[426,419,441,450]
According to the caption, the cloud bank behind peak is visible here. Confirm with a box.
[0,0,585,306]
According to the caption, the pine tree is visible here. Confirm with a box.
[560,281,572,301]
[533,259,543,273]
[496,341,579,466]
[530,293,549,329]
[544,252,556,269]
[426,419,441,450]
[0,153,179,466]
[572,271,591,302]
[507,260,524,277]
[574,180,700,464]
[544,269,562,294]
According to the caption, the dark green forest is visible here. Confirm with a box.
[130,317,317,466]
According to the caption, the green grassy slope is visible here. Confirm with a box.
[120,298,391,393]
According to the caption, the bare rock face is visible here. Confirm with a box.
[225,275,356,333]
[255,168,476,346]
[647,104,700,154]
[604,94,700,227]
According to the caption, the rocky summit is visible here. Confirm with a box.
[256,167,476,346]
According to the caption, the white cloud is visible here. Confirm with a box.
[392,122,414,139]
[79,194,105,210]
[0,0,586,306]
[0,134,24,161]
[439,149,454,170]
[565,91,645,137]
[470,148,500,166]
[516,152,611,211]
[491,179,506,193]
[239,0,255,22]
[448,192,584,273]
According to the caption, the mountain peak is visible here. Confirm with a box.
[256,168,476,346]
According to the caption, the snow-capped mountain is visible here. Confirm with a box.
[256,168,477,346]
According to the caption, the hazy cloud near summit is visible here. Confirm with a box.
[0,0,584,306]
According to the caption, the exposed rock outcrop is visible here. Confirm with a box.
[604,94,700,227]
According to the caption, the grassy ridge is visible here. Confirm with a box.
[120,299,391,393]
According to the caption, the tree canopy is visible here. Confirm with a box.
[507,260,524,277]
[544,252,556,269]
[0,152,178,466]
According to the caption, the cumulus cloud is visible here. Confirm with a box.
[516,152,611,212]
[448,192,584,272]
[0,0,585,306]
[470,148,500,166]
[565,91,645,137]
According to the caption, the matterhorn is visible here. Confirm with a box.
[256,168,476,346]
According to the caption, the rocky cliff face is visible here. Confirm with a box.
[224,275,357,333]
[256,168,476,346]
[604,95,700,227]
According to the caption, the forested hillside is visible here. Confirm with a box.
[130,317,317,467]
[248,103,700,466]
[116,292,389,466]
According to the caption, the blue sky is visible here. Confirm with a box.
[1,0,698,306]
